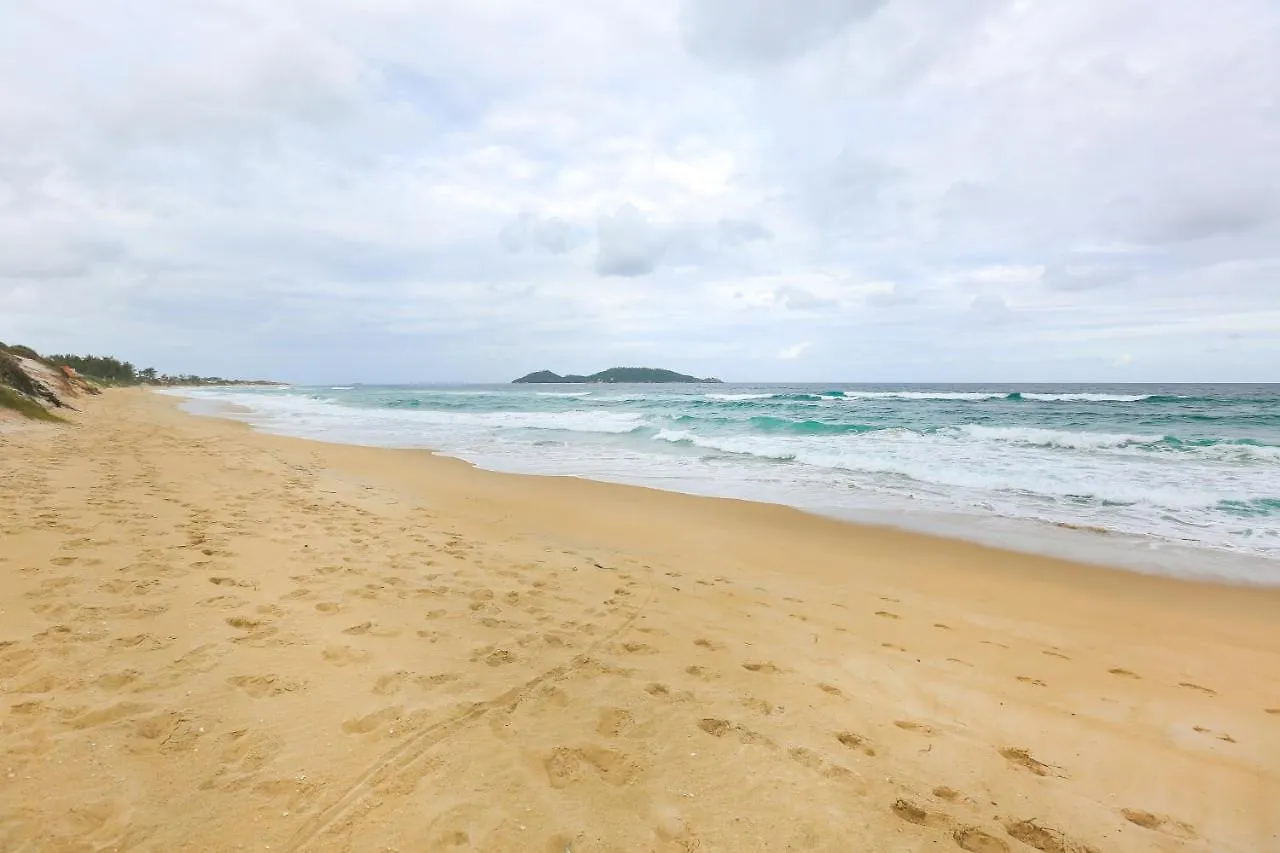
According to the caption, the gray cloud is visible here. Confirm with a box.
[970,294,1016,324]
[1,0,1278,382]
[1041,264,1132,292]
[1135,193,1276,245]
[775,285,836,310]
[500,213,582,254]
[595,204,669,277]
[717,218,773,246]
[682,0,887,66]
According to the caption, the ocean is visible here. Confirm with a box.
[170,383,1280,584]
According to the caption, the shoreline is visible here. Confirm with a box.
[2,389,1277,851]
[174,387,1280,587]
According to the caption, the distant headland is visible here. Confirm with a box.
[513,367,722,384]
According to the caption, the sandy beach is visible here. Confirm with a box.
[2,390,1277,852]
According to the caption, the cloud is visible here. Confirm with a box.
[682,0,887,66]
[1133,192,1276,245]
[594,204,669,277]
[864,282,915,307]
[1041,264,1132,292]
[1,0,1279,382]
[970,294,1016,324]
[778,341,812,359]
[775,285,836,310]
[499,213,582,254]
[717,217,772,246]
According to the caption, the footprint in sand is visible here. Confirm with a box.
[543,745,639,789]
[198,595,247,610]
[1267,708,1280,716]
[894,720,934,735]
[1108,667,1141,679]
[742,662,781,674]
[787,746,850,779]
[953,828,1010,852]
[596,708,638,737]
[874,610,900,619]
[1192,725,1236,743]
[322,646,370,666]
[227,674,304,698]
[835,731,876,756]
[890,799,951,829]
[1016,676,1048,687]
[342,706,403,735]
[1178,682,1217,696]
[998,747,1060,777]
[1121,809,1198,839]
[65,701,153,730]
[818,683,843,696]
[1005,820,1096,853]
[208,576,256,589]
[372,672,409,696]
[93,671,140,691]
[1042,650,1071,660]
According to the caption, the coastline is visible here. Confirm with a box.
[166,383,1280,584]
[2,388,1277,850]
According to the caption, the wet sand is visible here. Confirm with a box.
[1,389,1278,852]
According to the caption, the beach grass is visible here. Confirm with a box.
[0,385,66,422]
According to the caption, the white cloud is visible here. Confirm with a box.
[778,341,812,359]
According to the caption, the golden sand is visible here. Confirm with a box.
[1,390,1277,851]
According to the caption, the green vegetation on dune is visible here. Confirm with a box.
[46,352,277,387]
[0,385,65,421]
[0,350,63,407]
[1,341,278,421]
[513,367,722,384]
[47,354,140,385]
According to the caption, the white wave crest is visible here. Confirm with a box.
[954,425,1165,450]
[1020,393,1153,402]
[840,391,1008,401]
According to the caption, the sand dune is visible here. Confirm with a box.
[1,390,1277,851]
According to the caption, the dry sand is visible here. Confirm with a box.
[2,390,1278,852]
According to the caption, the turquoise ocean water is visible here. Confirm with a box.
[172,383,1280,583]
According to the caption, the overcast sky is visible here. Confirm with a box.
[2,0,1278,382]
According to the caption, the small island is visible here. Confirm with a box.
[513,367,722,384]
